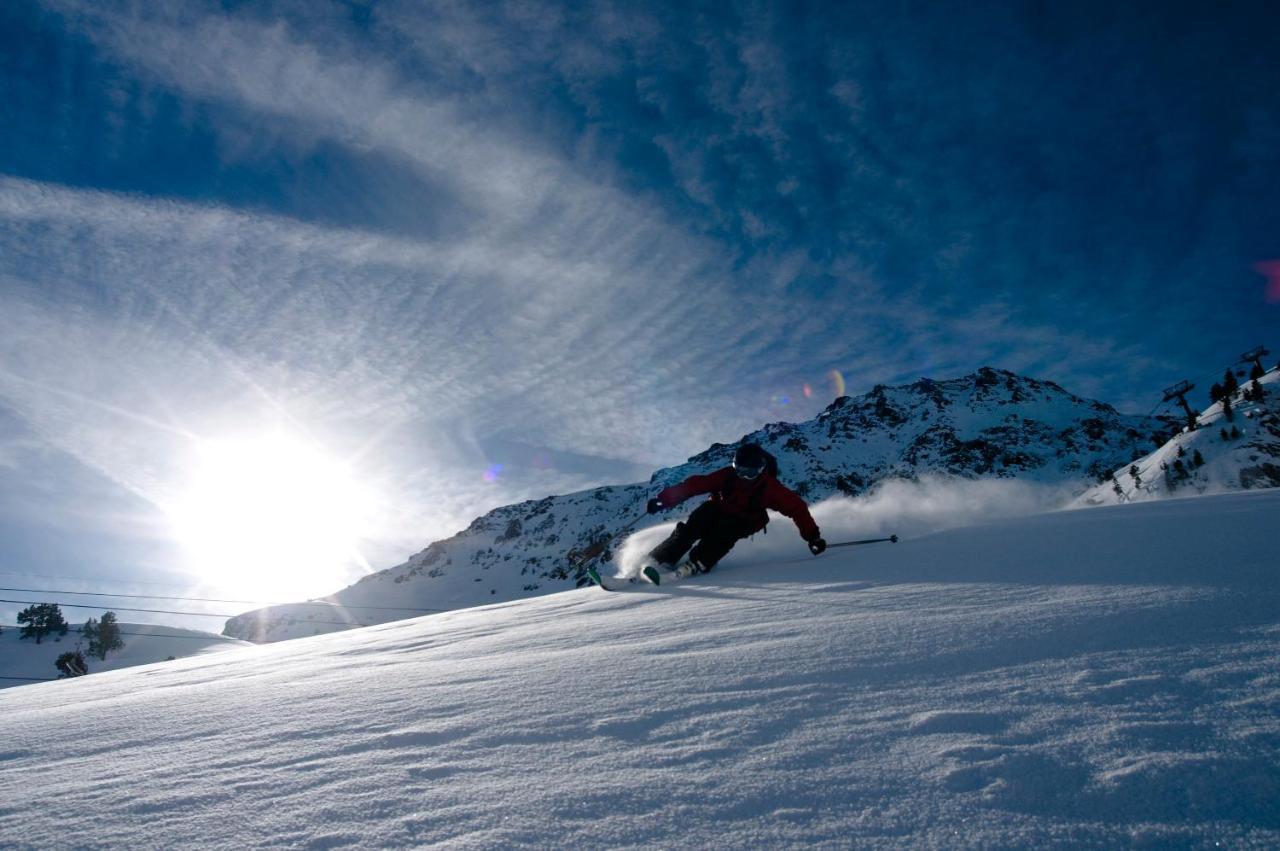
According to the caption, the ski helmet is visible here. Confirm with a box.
[733,443,768,480]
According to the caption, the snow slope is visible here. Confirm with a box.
[4,490,1278,848]
[1077,367,1280,506]
[227,368,1171,642]
[0,623,250,689]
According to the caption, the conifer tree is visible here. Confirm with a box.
[83,617,99,655]
[17,603,69,645]
[1222,368,1239,397]
[1231,425,1242,439]
[55,651,88,678]
[86,612,124,661]
[1209,383,1224,404]
[1251,361,1266,381]
[1251,379,1266,401]
[1193,449,1205,467]
[1222,395,1234,421]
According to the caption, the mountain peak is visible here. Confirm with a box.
[225,368,1177,642]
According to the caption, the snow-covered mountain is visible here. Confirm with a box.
[0,622,250,690]
[5,491,1278,847]
[1075,366,1280,506]
[226,368,1173,642]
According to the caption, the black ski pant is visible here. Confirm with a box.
[648,501,758,570]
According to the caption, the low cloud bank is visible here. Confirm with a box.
[615,476,1072,575]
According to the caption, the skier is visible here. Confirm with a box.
[643,443,826,581]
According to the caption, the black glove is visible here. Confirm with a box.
[646,497,664,514]
[808,537,827,556]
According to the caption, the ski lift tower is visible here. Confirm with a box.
[1162,380,1198,430]
[1238,345,1271,376]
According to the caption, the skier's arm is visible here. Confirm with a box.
[655,468,733,509]
[765,481,821,542]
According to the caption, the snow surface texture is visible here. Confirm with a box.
[1077,367,1280,506]
[0,622,249,689]
[4,490,1278,848]
[227,368,1176,642]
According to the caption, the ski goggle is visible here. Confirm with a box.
[734,462,764,480]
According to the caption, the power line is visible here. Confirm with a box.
[0,587,446,614]
[0,598,376,628]
[0,597,238,618]
[1,625,254,642]
[0,675,57,682]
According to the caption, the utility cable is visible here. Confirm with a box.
[0,598,374,628]
[0,587,446,614]
[1,625,256,642]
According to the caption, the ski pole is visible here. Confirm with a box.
[827,534,898,549]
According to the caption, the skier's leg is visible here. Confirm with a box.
[688,531,740,571]
[647,522,695,566]
[648,501,718,566]
[687,512,753,572]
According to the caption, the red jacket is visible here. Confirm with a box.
[656,467,821,541]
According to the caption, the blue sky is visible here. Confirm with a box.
[1,1,1277,625]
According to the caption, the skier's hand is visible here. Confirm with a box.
[808,537,827,556]
[646,497,664,514]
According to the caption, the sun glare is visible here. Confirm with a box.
[169,434,374,601]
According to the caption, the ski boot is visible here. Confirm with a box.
[672,558,708,579]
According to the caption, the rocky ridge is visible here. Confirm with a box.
[224,367,1176,642]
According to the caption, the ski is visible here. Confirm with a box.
[585,565,616,591]
[641,563,704,585]
[585,566,644,592]
[585,563,690,591]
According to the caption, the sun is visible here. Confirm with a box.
[168,433,374,601]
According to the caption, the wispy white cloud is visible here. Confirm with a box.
[3,0,1188,595]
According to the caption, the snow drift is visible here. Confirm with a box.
[3,490,1277,848]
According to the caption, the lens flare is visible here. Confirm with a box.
[484,463,503,482]
[1256,260,1280,303]
[829,369,846,398]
